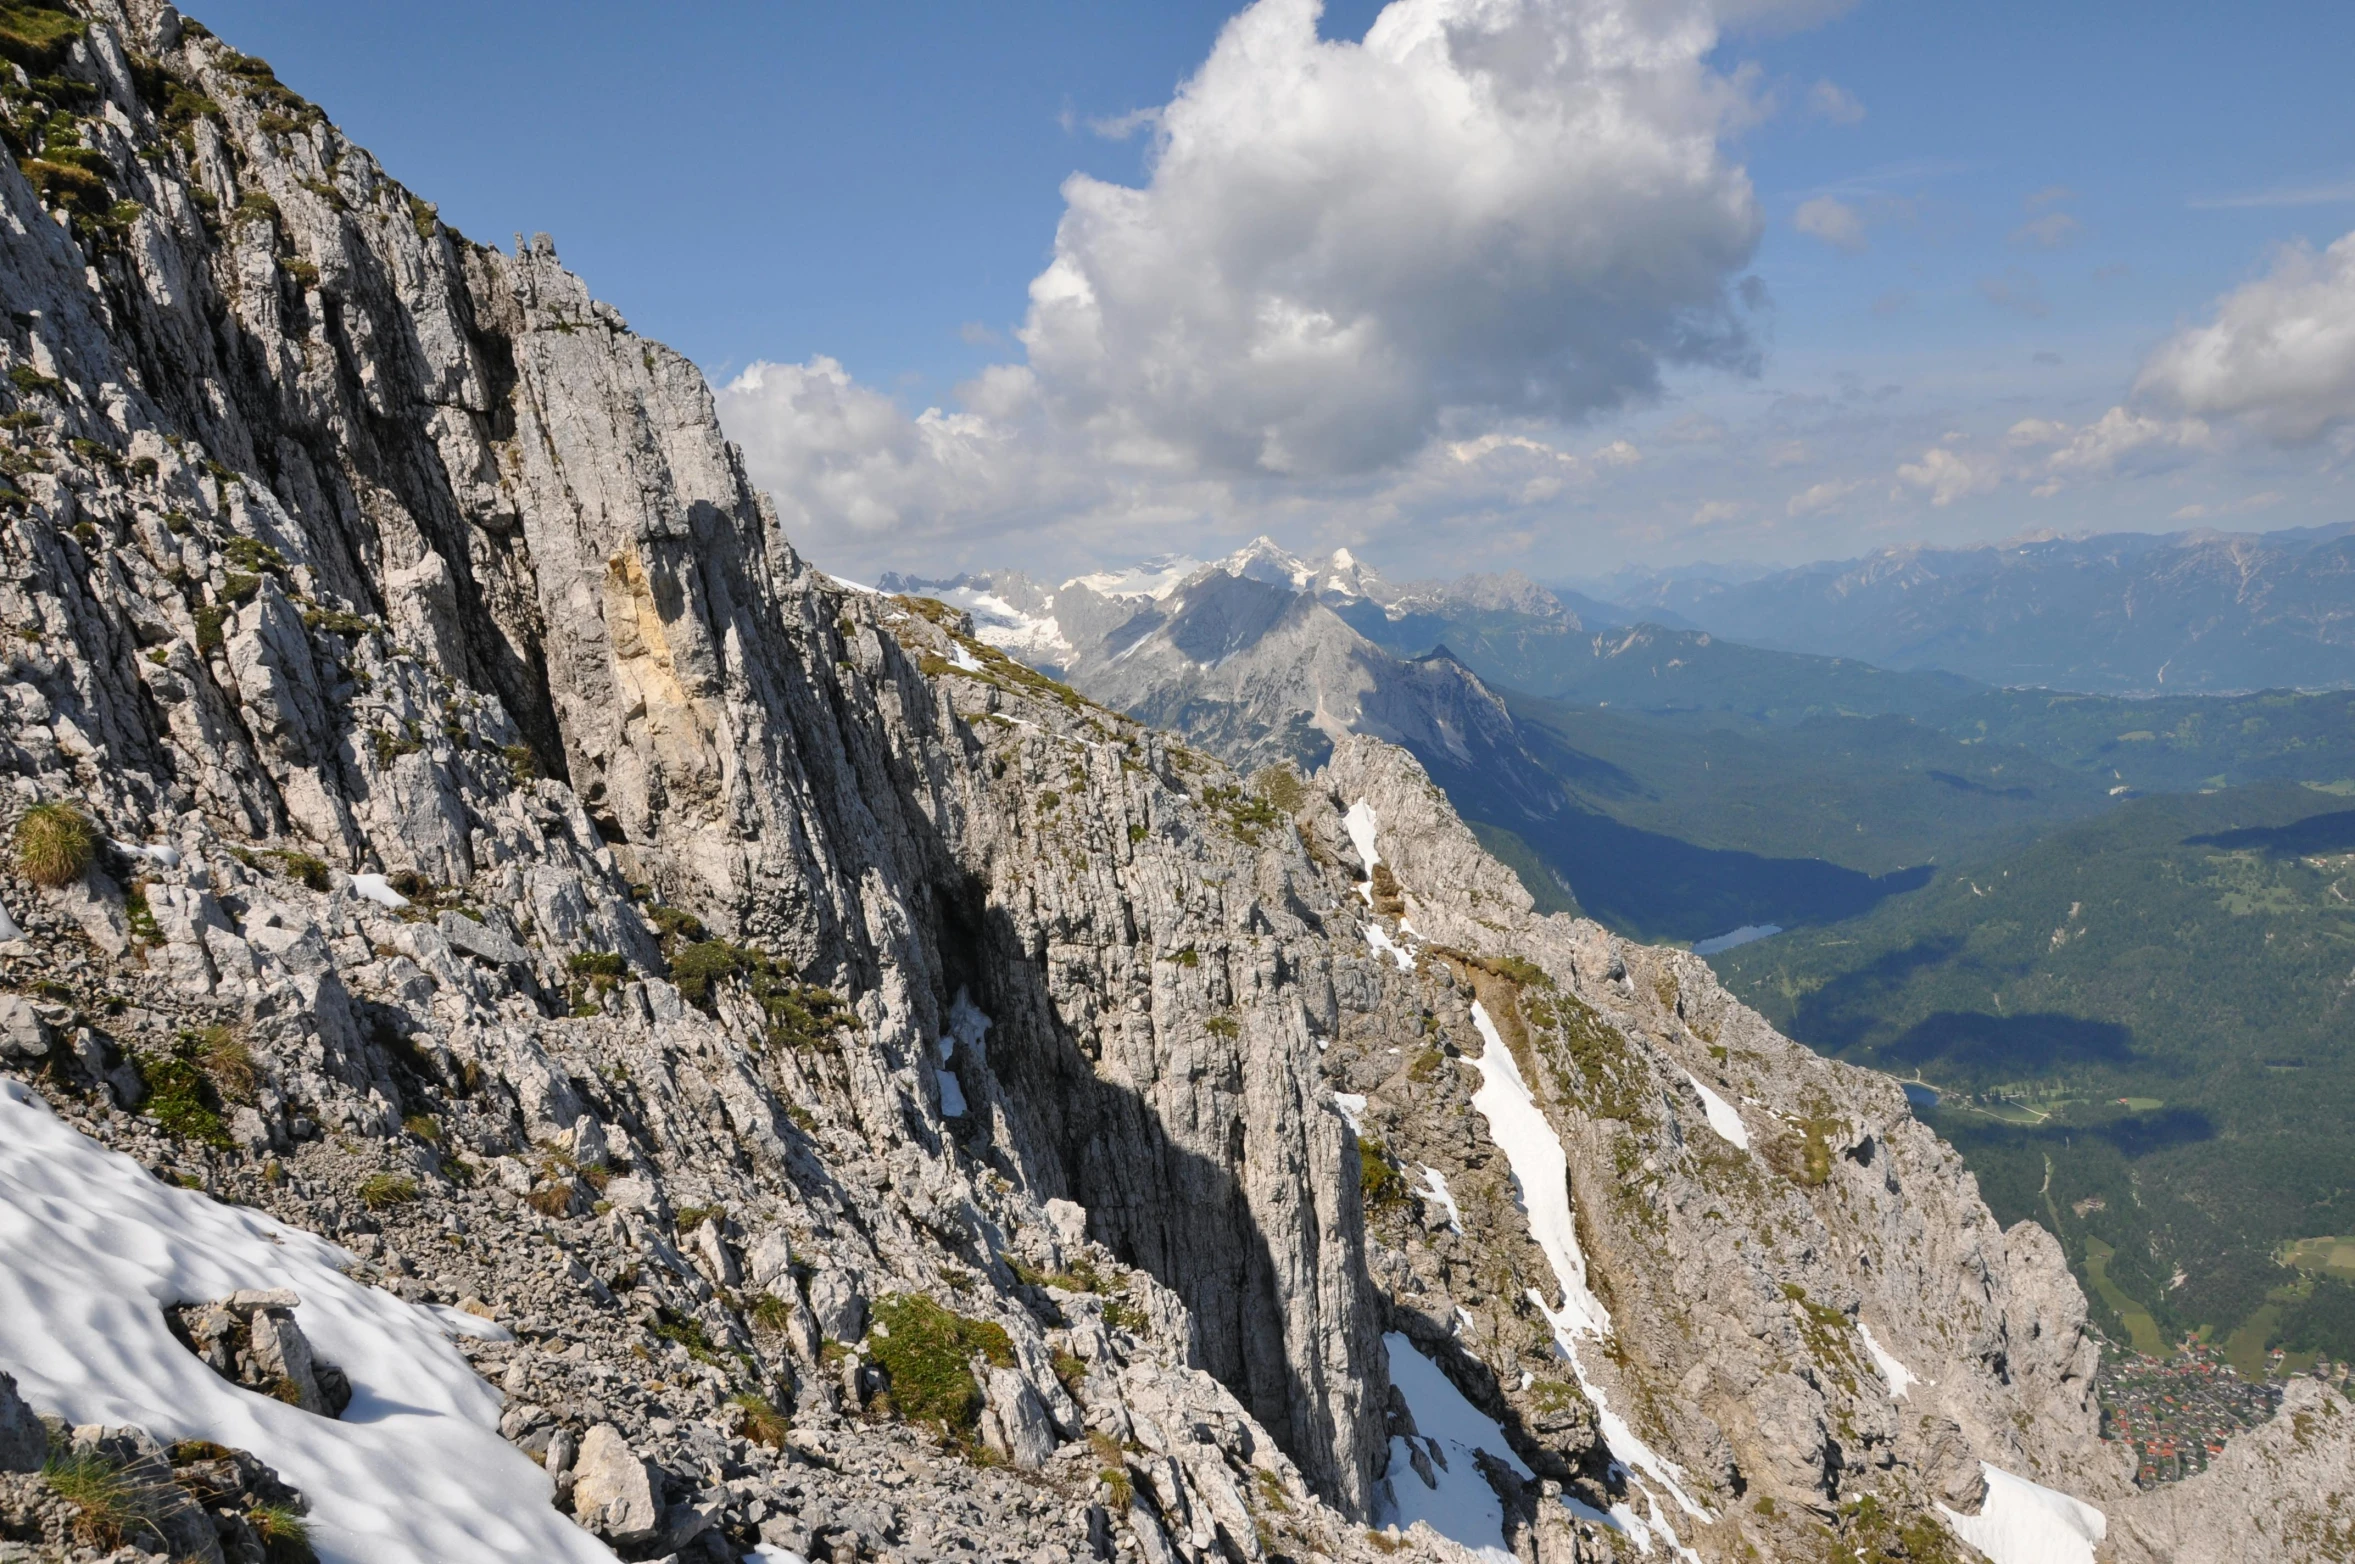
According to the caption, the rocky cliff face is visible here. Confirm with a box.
[0,5,2328,1562]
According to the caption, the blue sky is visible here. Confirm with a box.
[195,1,2355,582]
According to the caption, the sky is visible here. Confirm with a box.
[194,0,2355,585]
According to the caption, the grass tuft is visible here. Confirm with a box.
[42,1449,163,1551]
[729,1392,789,1448]
[250,1498,315,1564]
[866,1293,1014,1436]
[14,799,94,886]
[358,1173,418,1210]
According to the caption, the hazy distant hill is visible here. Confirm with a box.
[1599,524,2355,694]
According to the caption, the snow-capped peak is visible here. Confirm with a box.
[1214,536,1317,592]
[1062,555,1204,601]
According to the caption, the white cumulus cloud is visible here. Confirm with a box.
[1786,476,1863,516]
[1016,0,1770,477]
[713,0,1907,577]
[716,358,1037,549]
[2135,229,2355,443]
[2011,406,2213,487]
[1895,446,1997,506]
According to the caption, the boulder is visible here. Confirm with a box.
[806,1267,866,1344]
[248,1304,350,1417]
[0,995,51,1060]
[440,911,529,968]
[571,1423,661,1545]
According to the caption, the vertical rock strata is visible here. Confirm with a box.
[0,4,2328,1560]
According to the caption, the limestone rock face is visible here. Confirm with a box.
[0,6,2334,1561]
[571,1423,662,1546]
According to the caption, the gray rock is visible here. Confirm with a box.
[980,1368,1057,1470]
[0,995,50,1060]
[806,1268,865,1346]
[246,1305,350,1418]
[0,1369,43,1472]
[439,910,528,967]
[690,1218,740,1288]
[571,1423,662,1545]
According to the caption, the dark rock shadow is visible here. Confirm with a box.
[928,876,1370,1513]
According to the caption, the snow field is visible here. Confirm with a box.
[1343,800,1380,906]
[1938,1464,2106,1564]
[934,988,993,1120]
[0,1079,616,1564]
[1856,1321,1917,1400]
[1363,924,1415,970]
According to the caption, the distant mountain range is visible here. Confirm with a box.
[887,534,2355,942]
[1584,523,2355,695]
[881,543,1561,815]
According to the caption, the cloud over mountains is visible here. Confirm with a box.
[721,0,1782,564]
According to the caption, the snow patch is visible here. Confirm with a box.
[1364,924,1415,971]
[1464,1003,1709,1557]
[1379,1333,1526,1564]
[1679,1070,1749,1150]
[936,1069,969,1117]
[924,586,1075,664]
[0,899,20,940]
[826,574,881,595]
[1416,1167,1464,1234]
[0,1079,616,1564]
[111,838,181,869]
[940,987,993,1064]
[1333,1093,1368,1136]
[1857,1321,1916,1400]
[1063,556,1201,601]
[1343,799,1380,906]
[946,642,984,673]
[348,873,409,909]
[1938,1465,2105,1564]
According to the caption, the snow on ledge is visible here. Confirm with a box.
[1679,1069,1749,1150]
[1938,1464,2105,1564]
[1379,1332,1530,1563]
[1364,924,1415,970]
[1416,1167,1464,1234]
[1464,1003,1709,1557]
[0,1079,616,1564]
[348,873,410,909]
[1857,1321,1916,1400]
